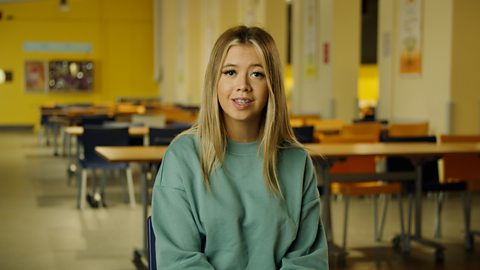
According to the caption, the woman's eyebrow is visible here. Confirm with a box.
[222,63,237,68]
[222,63,263,68]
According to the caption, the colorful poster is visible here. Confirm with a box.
[25,61,47,92]
[399,0,422,76]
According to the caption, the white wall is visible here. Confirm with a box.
[155,0,287,107]
[378,0,453,134]
[291,0,359,121]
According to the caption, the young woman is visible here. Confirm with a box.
[151,25,328,269]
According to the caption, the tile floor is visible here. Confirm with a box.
[0,131,479,269]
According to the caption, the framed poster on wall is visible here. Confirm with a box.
[48,60,94,91]
[25,61,47,92]
[399,0,422,76]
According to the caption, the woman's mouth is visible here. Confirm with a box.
[232,98,253,108]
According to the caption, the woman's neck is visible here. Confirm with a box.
[224,119,260,143]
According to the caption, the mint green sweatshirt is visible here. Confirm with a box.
[151,134,328,269]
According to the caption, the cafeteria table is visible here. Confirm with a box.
[305,142,480,265]
[96,142,480,267]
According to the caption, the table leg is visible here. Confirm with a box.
[406,159,445,263]
[316,158,348,267]
[132,163,149,270]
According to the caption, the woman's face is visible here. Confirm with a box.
[217,44,269,133]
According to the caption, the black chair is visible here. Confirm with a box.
[103,121,145,146]
[381,135,467,239]
[148,125,190,146]
[292,125,315,143]
[146,125,190,187]
[75,114,115,151]
[147,216,157,270]
[80,114,114,126]
[77,126,136,209]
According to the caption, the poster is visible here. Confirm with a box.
[399,0,422,76]
[25,61,47,92]
[48,60,94,91]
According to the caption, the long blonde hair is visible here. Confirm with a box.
[188,25,300,195]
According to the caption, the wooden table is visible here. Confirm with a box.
[95,142,480,266]
[64,125,148,137]
[305,142,480,264]
[95,146,167,269]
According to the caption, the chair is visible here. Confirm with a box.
[38,105,61,146]
[147,216,157,270]
[387,121,429,137]
[148,125,190,146]
[74,114,116,154]
[79,114,114,126]
[304,118,345,142]
[146,125,191,184]
[382,135,467,240]
[292,125,315,144]
[440,134,480,250]
[321,130,404,250]
[289,114,320,127]
[77,126,136,209]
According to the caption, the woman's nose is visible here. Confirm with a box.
[235,74,251,92]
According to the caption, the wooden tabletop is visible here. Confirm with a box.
[93,142,480,164]
[305,142,480,158]
[65,126,149,136]
[95,146,168,163]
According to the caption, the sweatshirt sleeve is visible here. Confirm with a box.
[151,146,215,270]
[280,155,329,269]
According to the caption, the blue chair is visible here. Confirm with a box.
[292,125,315,143]
[79,114,114,126]
[148,125,190,146]
[77,126,136,209]
[147,216,157,270]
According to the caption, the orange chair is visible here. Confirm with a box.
[387,122,429,137]
[321,125,404,250]
[440,135,480,250]
[305,118,345,140]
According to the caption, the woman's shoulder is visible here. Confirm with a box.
[166,133,198,154]
[279,142,309,157]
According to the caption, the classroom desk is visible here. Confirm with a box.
[95,142,480,266]
[95,146,167,270]
[305,142,480,264]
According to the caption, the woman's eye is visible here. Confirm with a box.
[251,71,265,78]
[223,70,236,76]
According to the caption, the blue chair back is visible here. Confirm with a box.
[149,125,189,146]
[147,216,157,270]
[80,114,114,126]
[81,126,129,169]
[293,125,315,143]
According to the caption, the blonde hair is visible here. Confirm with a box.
[187,25,300,195]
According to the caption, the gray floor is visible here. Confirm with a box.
[0,131,479,269]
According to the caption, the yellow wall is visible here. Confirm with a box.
[0,0,157,129]
[357,64,378,105]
